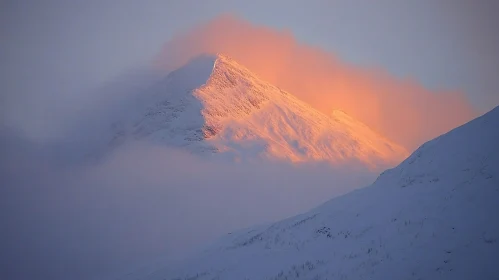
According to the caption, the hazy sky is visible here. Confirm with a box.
[1,0,499,139]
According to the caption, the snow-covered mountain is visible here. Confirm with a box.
[109,54,407,167]
[122,106,499,280]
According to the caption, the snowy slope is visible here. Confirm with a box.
[110,54,408,167]
[124,106,499,280]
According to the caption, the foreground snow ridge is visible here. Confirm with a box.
[110,53,408,167]
[125,106,499,280]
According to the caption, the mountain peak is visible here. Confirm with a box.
[179,53,243,74]
[109,54,408,167]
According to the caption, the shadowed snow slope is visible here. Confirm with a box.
[110,54,408,167]
[122,106,499,280]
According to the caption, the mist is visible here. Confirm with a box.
[156,14,478,150]
[0,127,376,280]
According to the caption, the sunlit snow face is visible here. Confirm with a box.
[114,53,408,168]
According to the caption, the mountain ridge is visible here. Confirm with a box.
[121,106,499,280]
[109,53,408,167]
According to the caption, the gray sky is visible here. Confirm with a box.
[1,0,498,136]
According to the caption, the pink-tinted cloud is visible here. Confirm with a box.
[155,14,477,150]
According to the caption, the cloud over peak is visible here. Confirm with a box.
[156,14,477,150]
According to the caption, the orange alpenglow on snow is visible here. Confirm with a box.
[114,53,408,168]
[155,14,477,151]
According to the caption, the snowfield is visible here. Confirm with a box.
[120,106,499,280]
[109,54,408,168]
